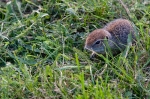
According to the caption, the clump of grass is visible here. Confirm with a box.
[0,0,150,98]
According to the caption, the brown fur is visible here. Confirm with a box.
[85,29,107,46]
[104,19,131,31]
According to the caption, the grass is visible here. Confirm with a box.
[0,0,150,98]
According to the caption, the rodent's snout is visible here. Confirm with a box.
[84,45,89,51]
[84,45,93,52]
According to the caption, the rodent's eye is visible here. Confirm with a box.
[95,40,101,44]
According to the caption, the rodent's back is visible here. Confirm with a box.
[104,19,135,48]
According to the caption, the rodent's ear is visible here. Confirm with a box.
[105,36,109,40]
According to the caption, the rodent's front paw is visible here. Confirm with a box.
[90,52,96,59]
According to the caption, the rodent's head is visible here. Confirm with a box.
[84,29,112,54]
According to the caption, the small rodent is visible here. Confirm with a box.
[84,19,136,58]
